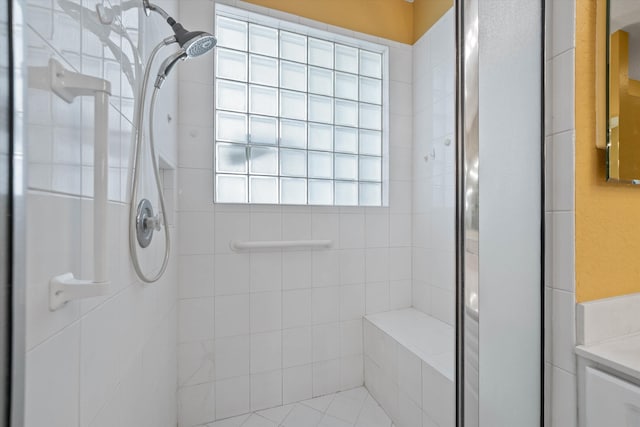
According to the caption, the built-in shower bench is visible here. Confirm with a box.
[364,308,455,427]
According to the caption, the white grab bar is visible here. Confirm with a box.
[30,59,112,311]
[230,239,333,251]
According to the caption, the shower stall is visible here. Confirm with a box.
[10,0,545,426]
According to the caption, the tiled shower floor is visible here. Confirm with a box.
[207,387,394,427]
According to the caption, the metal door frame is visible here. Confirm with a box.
[455,0,546,425]
[8,1,26,426]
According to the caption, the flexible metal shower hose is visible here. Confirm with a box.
[129,39,173,283]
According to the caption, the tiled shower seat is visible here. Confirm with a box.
[364,308,455,427]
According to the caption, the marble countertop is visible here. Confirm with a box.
[576,332,640,382]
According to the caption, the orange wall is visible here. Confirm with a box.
[575,0,640,302]
[413,0,454,41]
[243,0,414,44]
[242,0,452,44]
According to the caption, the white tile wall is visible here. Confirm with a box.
[545,0,577,426]
[411,10,456,326]
[176,0,415,424]
[24,0,180,426]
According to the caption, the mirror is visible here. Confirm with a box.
[607,0,640,182]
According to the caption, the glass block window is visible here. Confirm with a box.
[214,10,387,206]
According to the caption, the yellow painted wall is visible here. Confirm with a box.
[575,0,640,302]
[413,0,454,41]
[243,0,414,44]
[242,0,452,44]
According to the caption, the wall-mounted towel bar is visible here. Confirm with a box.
[230,239,333,251]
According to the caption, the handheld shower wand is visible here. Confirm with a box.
[129,0,216,283]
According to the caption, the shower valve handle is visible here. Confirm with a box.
[144,213,163,232]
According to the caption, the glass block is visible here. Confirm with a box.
[249,146,278,175]
[335,181,358,206]
[249,116,277,145]
[280,61,306,91]
[335,127,358,153]
[280,31,307,62]
[308,95,333,124]
[335,154,358,180]
[280,90,306,120]
[249,85,278,116]
[335,72,358,100]
[359,77,382,105]
[335,99,358,127]
[360,50,382,78]
[359,130,382,156]
[216,142,247,173]
[216,49,247,81]
[359,182,382,206]
[280,148,307,177]
[250,176,278,204]
[308,179,333,205]
[217,81,247,112]
[308,67,333,96]
[216,16,247,51]
[335,44,358,73]
[359,155,381,181]
[308,151,333,179]
[249,55,278,87]
[308,123,333,151]
[249,24,278,57]
[280,120,307,149]
[308,38,334,68]
[359,103,382,130]
[280,178,307,205]
[216,174,247,203]
[216,111,247,143]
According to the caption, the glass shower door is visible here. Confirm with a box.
[456,0,544,425]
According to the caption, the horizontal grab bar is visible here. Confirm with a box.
[230,239,333,251]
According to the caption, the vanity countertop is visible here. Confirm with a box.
[576,332,640,382]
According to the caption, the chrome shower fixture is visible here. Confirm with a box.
[142,0,217,87]
[142,0,217,55]
[127,0,217,283]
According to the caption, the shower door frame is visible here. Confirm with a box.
[6,0,26,426]
[0,0,11,422]
[455,0,546,425]
[455,0,479,425]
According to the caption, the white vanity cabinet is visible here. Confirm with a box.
[575,293,640,427]
[584,367,640,427]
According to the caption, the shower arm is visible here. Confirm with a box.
[142,0,170,20]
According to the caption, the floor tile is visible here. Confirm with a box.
[355,395,392,427]
[241,414,277,427]
[256,404,294,424]
[300,394,336,413]
[318,414,353,427]
[325,388,368,424]
[281,403,324,427]
[208,386,393,427]
[208,413,250,426]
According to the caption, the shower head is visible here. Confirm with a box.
[181,31,217,58]
[142,0,217,57]
[142,0,217,88]
[171,26,217,58]
[153,30,216,88]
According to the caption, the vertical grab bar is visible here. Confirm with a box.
[29,59,112,310]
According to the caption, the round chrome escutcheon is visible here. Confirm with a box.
[136,198,155,248]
